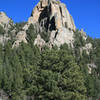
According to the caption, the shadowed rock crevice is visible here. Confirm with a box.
[39,6,48,23]
[39,6,50,31]
[38,4,57,32]
[49,16,56,31]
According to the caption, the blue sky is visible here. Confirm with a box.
[0,0,100,38]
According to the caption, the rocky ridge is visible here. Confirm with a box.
[0,12,10,27]
[29,0,76,47]
[0,12,13,45]
[0,12,13,30]
[0,0,88,48]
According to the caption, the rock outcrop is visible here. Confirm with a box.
[87,63,97,74]
[0,12,13,45]
[0,12,10,25]
[29,0,76,31]
[81,43,92,54]
[28,0,76,47]
[0,12,13,29]
[12,31,27,48]
[0,0,89,49]
[0,90,8,100]
[34,34,46,50]
[49,27,74,47]
[0,34,10,45]
[79,29,87,40]
[13,0,76,48]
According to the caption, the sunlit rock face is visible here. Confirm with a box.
[12,31,27,48]
[0,0,77,48]
[0,12,13,29]
[28,0,76,47]
[29,0,76,31]
[0,12,13,45]
[0,12,10,25]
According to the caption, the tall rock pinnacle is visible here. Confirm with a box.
[27,0,76,47]
[15,0,77,48]
[28,0,76,31]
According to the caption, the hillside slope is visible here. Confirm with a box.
[0,0,100,100]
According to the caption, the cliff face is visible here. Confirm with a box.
[0,12,13,45]
[0,12,10,27]
[29,0,76,31]
[28,0,76,47]
[0,0,87,48]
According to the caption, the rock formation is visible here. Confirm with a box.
[0,90,9,100]
[12,0,77,48]
[29,0,76,31]
[0,0,88,48]
[0,34,10,45]
[12,31,27,48]
[80,29,87,40]
[0,12,13,45]
[34,34,46,50]
[0,12,13,29]
[0,12,10,25]
[80,43,92,55]
[27,0,76,47]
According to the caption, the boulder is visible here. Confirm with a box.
[0,90,8,100]
[34,34,46,50]
[12,31,27,48]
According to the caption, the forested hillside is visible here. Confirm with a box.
[0,23,100,100]
[0,0,100,100]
